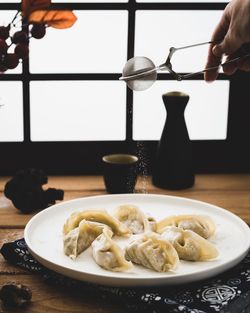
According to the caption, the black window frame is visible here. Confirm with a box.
[0,1,250,175]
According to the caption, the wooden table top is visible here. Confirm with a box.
[1,174,250,312]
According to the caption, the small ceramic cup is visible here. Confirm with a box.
[102,154,139,194]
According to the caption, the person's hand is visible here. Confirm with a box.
[204,0,250,82]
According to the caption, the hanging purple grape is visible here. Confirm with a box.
[0,0,77,73]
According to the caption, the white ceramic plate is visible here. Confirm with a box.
[24,194,250,287]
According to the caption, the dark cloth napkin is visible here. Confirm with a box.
[1,238,250,313]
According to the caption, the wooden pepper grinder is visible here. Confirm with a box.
[152,91,195,189]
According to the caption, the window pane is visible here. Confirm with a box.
[52,0,128,2]
[0,11,22,73]
[0,82,23,142]
[137,0,229,2]
[133,80,229,140]
[30,81,126,141]
[29,11,128,73]
[135,10,223,73]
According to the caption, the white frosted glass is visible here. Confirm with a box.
[30,81,126,141]
[0,10,15,26]
[133,80,229,140]
[0,1,20,2]
[52,0,128,2]
[135,10,224,73]
[137,0,229,2]
[0,82,23,142]
[29,11,128,73]
[0,11,22,74]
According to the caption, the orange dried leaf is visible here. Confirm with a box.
[22,0,51,17]
[29,10,77,29]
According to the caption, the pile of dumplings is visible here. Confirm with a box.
[63,205,218,273]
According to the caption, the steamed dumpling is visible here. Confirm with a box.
[161,226,218,261]
[63,209,130,236]
[92,229,133,272]
[113,204,156,234]
[125,232,179,272]
[146,215,157,233]
[64,220,112,259]
[157,215,216,239]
